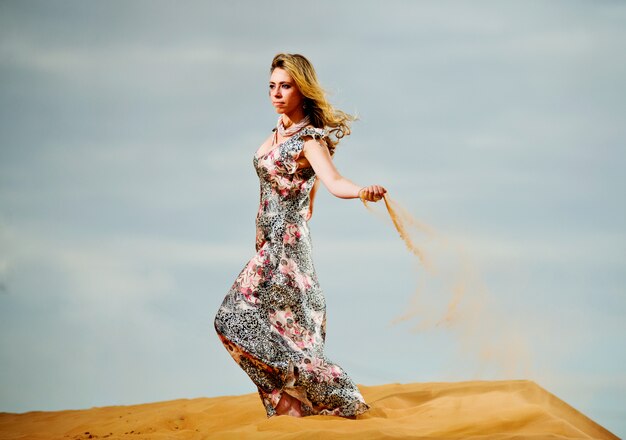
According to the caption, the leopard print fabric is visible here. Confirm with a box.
[214,126,371,418]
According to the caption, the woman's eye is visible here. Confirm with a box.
[282,85,290,89]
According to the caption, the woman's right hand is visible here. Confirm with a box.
[358,185,387,202]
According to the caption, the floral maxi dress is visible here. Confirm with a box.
[213,126,371,418]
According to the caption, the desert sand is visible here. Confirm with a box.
[0,380,619,440]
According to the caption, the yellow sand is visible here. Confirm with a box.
[0,380,618,439]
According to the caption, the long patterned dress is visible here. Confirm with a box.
[213,126,371,418]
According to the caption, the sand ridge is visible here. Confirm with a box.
[0,379,619,439]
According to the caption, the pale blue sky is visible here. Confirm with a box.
[0,0,624,436]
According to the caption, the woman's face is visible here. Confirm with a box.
[269,68,304,115]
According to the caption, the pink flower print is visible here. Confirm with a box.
[266,164,278,176]
[238,269,262,295]
[273,175,293,196]
[301,356,326,374]
[283,223,301,245]
[328,364,342,379]
[236,251,267,304]
[317,366,337,383]
[279,257,299,277]
[279,257,312,292]
[299,357,343,383]
[294,271,312,291]
[268,307,316,350]
[299,333,315,349]
[271,319,286,336]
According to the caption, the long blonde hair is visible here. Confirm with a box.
[270,53,357,155]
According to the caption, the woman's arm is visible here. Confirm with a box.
[302,137,386,201]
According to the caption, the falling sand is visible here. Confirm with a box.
[361,193,533,379]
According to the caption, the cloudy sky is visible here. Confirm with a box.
[1,0,624,436]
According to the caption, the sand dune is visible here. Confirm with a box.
[0,380,618,439]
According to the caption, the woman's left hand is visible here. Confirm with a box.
[358,185,387,202]
[304,204,313,221]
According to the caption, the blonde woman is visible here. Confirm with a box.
[214,53,386,418]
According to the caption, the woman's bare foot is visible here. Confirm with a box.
[275,391,303,417]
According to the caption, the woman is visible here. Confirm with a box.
[214,53,386,418]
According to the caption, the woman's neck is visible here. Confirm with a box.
[281,108,307,128]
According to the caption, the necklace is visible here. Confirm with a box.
[277,115,310,137]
